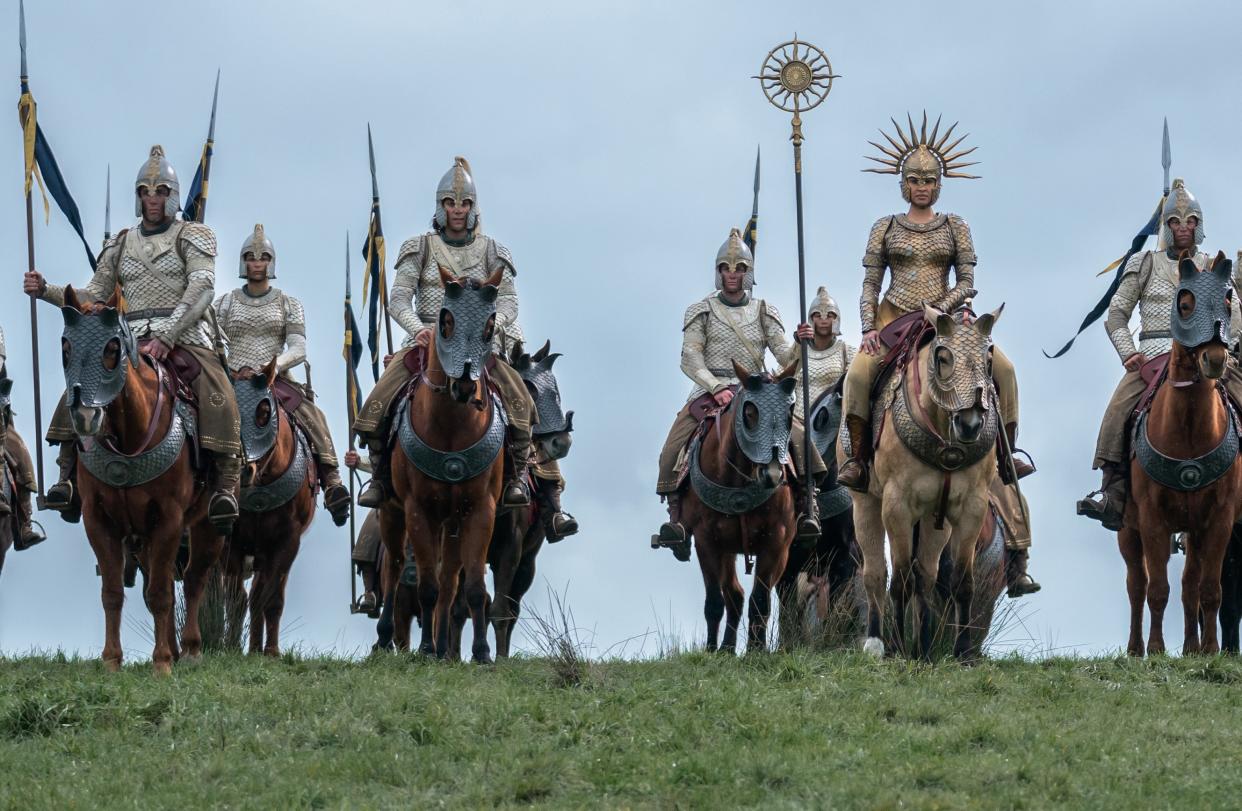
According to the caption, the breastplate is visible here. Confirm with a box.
[687,298,771,401]
[1138,251,1206,357]
[416,235,491,327]
[221,289,287,372]
[116,224,211,348]
[796,342,849,418]
[882,215,956,312]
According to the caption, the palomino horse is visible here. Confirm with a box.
[681,359,799,653]
[221,358,317,656]
[380,266,507,662]
[60,287,223,675]
[485,340,575,658]
[848,303,1003,660]
[1119,253,1242,656]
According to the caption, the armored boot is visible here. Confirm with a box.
[837,415,871,492]
[535,477,578,542]
[357,443,392,508]
[795,485,822,546]
[998,422,1036,485]
[1077,462,1128,532]
[652,493,691,562]
[1006,549,1041,598]
[319,464,351,527]
[12,486,45,551]
[45,441,81,523]
[208,452,241,536]
[502,427,533,509]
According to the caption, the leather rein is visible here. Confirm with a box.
[97,357,174,459]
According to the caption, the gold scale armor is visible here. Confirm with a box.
[861,213,976,332]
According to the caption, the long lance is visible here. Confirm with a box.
[749,144,760,248]
[367,124,393,354]
[18,0,44,500]
[1162,117,1171,197]
[102,164,110,245]
[192,69,219,223]
[755,37,839,512]
[344,230,358,610]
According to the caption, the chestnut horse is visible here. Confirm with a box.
[848,304,1003,661]
[60,287,223,675]
[0,374,17,580]
[681,359,799,653]
[380,266,506,662]
[222,358,317,656]
[1119,253,1242,656]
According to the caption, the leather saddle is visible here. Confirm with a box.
[1132,353,1171,418]
[272,378,305,415]
[137,338,202,408]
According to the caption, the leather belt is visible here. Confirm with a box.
[126,307,175,321]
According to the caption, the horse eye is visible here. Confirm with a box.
[1178,290,1196,318]
[256,399,272,428]
[439,310,456,340]
[102,338,121,371]
[61,338,71,370]
[483,314,496,342]
[743,402,759,430]
[935,347,954,379]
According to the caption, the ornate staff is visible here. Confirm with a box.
[754,36,839,507]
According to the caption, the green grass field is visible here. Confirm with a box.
[3,651,1242,809]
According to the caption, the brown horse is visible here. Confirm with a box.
[60,287,223,675]
[1119,254,1242,656]
[221,358,317,656]
[681,359,799,653]
[379,266,506,662]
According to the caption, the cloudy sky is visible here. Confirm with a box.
[2,0,1241,660]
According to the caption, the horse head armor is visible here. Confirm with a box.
[730,359,796,465]
[60,287,137,434]
[234,360,280,463]
[1172,253,1233,350]
[436,266,503,383]
[512,340,574,462]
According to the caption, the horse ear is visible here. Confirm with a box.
[563,410,574,432]
[483,266,505,289]
[544,353,562,368]
[775,357,799,382]
[104,288,120,311]
[509,340,524,364]
[114,289,128,315]
[778,376,797,395]
[731,359,750,384]
[923,303,953,336]
[1179,257,1201,281]
[99,307,119,328]
[262,357,280,388]
[438,265,459,288]
[0,378,12,398]
[1212,251,1232,281]
[532,340,551,363]
[479,284,499,303]
[975,303,1005,337]
[63,284,82,312]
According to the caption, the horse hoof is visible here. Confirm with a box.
[863,637,884,658]
[153,661,173,678]
[180,653,203,667]
[473,652,494,665]
[103,658,122,674]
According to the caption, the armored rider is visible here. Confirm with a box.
[653,227,824,561]
[213,224,352,527]
[1078,178,1242,529]
[839,115,1038,594]
[353,157,577,539]
[795,286,856,422]
[23,145,243,534]
[0,326,46,549]
[839,115,1031,492]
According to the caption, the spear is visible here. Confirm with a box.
[754,37,839,521]
[343,230,359,610]
[102,164,110,246]
[17,0,44,500]
[1162,117,1171,197]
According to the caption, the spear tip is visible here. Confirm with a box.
[367,124,379,198]
[19,0,28,78]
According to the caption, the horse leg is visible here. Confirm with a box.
[947,497,988,662]
[1193,518,1233,656]
[86,529,126,672]
[775,576,803,652]
[696,542,725,652]
[460,508,497,665]
[263,569,291,658]
[748,543,791,654]
[449,570,468,662]
[1221,528,1242,654]
[432,528,463,660]
[915,524,949,662]
[375,549,399,653]
[854,491,887,657]
[181,521,226,660]
[1117,526,1147,657]
[720,555,745,654]
[488,514,521,659]
[883,507,915,659]
[1139,520,1172,656]
[144,528,181,676]
[1181,534,1204,655]
[247,567,267,654]
[403,508,439,655]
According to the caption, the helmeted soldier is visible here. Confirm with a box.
[795,286,856,421]
[1078,178,1242,529]
[23,145,243,534]
[0,326,46,549]
[353,157,576,538]
[840,114,1038,595]
[213,224,352,526]
[653,227,825,561]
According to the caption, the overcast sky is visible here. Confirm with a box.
[3,0,1241,660]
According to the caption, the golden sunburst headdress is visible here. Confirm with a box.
[863,111,980,180]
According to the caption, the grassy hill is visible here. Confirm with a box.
[3,651,1242,809]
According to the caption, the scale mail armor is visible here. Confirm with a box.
[390,232,522,355]
[214,287,306,374]
[796,340,856,419]
[1103,250,1242,360]
[860,213,976,332]
[680,295,795,402]
[43,221,217,350]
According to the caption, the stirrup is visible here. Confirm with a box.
[1076,491,1123,532]
[1007,574,1041,598]
[208,490,239,535]
[323,484,352,526]
[546,512,579,543]
[13,520,46,551]
[501,478,531,508]
[795,513,821,545]
[652,522,691,562]
[356,478,389,509]
[44,481,75,510]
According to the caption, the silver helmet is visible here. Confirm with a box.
[714,227,755,291]
[238,223,277,279]
[809,285,841,334]
[134,145,180,218]
[1161,177,1205,246]
[433,156,479,232]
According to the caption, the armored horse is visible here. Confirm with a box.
[847,303,1005,660]
[59,287,225,675]
[1119,253,1242,656]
